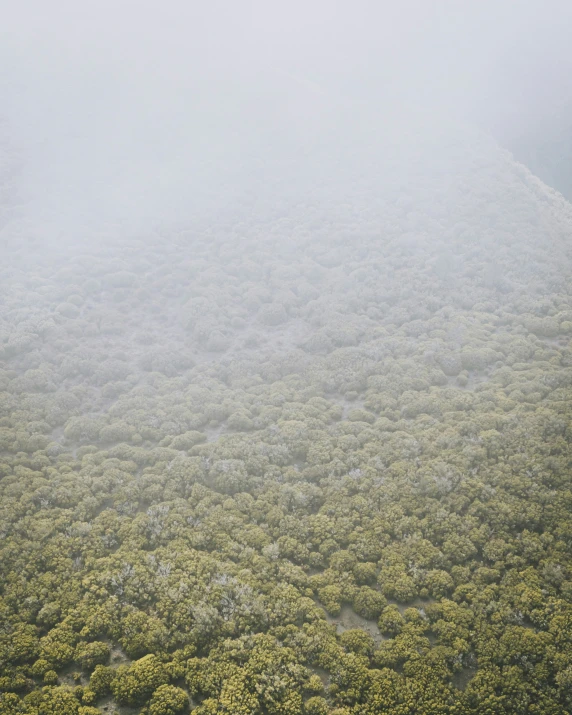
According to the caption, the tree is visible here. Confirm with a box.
[74,641,110,670]
[340,629,375,657]
[111,654,170,706]
[23,686,80,714]
[149,684,189,715]
[304,696,329,715]
[353,587,387,620]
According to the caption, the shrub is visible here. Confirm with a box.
[149,684,189,715]
[353,587,387,620]
[111,655,170,706]
[74,641,110,670]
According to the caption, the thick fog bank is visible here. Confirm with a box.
[2,0,572,239]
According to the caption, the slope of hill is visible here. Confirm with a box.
[1,120,572,714]
[507,107,572,203]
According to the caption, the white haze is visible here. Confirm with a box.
[1,0,572,240]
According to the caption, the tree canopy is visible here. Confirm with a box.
[1,122,572,713]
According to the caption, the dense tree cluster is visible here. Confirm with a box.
[1,125,572,713]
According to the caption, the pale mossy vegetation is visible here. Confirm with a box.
[1,124,572,714]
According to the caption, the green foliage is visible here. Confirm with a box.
[2,163,572,715]
[304,696,329,715]
[378,568,417,602]
[353,587,387,620]
[353,562,377,586]
[318,585,343,615]
[88,665,115,697]
[73,641,110,670]
[23,686,80,714]
[43,670,58,685]
[149,684,189,715]
[340,629,375,656]
[30,659,51,677]
[38,627,76,668]
[111,654,170,706]
[0,693,27,714]
[305,674,324,694]
[378,605,405,636]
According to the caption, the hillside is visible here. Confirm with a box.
[1,121,572,714]
[507,106,572,203]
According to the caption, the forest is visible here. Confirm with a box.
[1,116,572,715]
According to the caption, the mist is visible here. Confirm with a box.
[2,0,572,239]
[3,3,572,711]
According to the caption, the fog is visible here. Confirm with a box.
[3,4,572,711]
[2,0,572,238]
